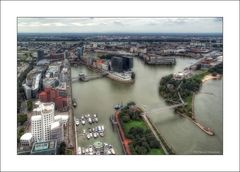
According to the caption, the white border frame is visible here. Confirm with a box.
[1,1,239,171]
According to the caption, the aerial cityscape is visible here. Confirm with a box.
[17,18,223,155]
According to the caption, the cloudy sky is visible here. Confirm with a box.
[18,18,223,33]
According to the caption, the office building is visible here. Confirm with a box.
[111,56,133,73]
[31,115,42,142]
[20,133,33,149]
[54,114,69,126]
[50,121,64,144]
[77,47,84,59]
[31,102,55,142]
[37,50,44,62]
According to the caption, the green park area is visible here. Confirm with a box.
[159,63,223,117]
[119,102,165,155]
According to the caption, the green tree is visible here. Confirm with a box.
[17,128,25,143]
[27,100,33,111]
[17,114,28,125]
[59,142,66,155]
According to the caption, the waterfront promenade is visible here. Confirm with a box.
[115,110,132,155]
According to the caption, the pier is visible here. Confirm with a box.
[114,110,132,155]
[72,72,108,82]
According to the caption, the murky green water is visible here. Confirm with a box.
[72,57,223,154]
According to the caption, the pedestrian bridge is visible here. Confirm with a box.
[71,72,108,82]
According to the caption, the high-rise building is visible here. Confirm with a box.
[111,56,123,72]
[31,102,55,142]
[64,50,69,59]
[111,56,133,73]
[76,47,84,59]
[122,56,133,70]
[31,115,42,142]
[37,50,44,62]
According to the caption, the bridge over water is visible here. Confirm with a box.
[72,72,108,82]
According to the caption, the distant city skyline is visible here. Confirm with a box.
[18,17,223,33]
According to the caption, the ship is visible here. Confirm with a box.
[72,98,77,107]
[107,71,135,83]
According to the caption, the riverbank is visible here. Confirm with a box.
[159,67,222,136]
[202,74,221,83]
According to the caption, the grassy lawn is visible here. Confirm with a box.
[192,70,209,81]
[123,120,148,134]
[148,148,165,155]
[185,95,193,112]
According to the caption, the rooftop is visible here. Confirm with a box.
[54,114,69,121]
[31,140,57,154]
[20,133,33,141]
[31,115,41,121]
[51,121,61,130]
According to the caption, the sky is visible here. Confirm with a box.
[18,18,223,33]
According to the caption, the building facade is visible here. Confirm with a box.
[50,121,64,144]
[31,102,55,142]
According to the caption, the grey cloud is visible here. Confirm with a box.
[18,17,222,33]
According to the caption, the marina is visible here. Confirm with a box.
[75,112,117,154]
[77,141,116,155]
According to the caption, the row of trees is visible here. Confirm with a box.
[159,74,202,116]
[27,100,33,112]
[208,62,223,74]
[129,128,160,155]
[119,102,161,155]
[17,114,28,125]
[58,142,66,155]
[17,128,25,143]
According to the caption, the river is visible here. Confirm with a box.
[71,57,223,155]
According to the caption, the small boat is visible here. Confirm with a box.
[88,128,92,132]
[83,129,86,134]
[75,119,80,126]
[85,148,89,154]
[84,114,88,118]
[101,125,105,131]
[77,147,81,155]
[114,104,121,110]
[94,117,98,123]
[72,98,77,107]
[81,120,86,125]
[93,132,98,138]
[81,116,85,120]
[89,133,93,138]
[88,118,92,124]
[106,150,112,155]
[98,126,102,131]
[82,148,85,154]
[110,148,116,155]
[93,114,97,118]
[92,128,95,132]
[89,147,93,153]
[99,132,104,137]
[86,134,91,139]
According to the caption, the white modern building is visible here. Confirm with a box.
[54,114,69,126]
[20,133,33,148]
[31,102,55,142]
[50,121,64,143]
[31,115,42,142]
